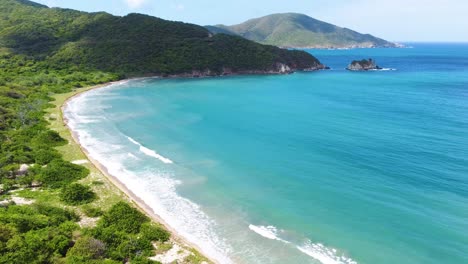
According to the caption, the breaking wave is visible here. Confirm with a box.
[126,136,173,164]
[249,224,357,264]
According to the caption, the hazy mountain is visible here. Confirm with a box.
[207,13,399,49]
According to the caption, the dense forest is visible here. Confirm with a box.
[0,0,324,263]
[0,0,323,75]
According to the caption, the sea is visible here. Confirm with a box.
[64,43,468,264]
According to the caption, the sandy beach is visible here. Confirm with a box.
[60,80,216,264]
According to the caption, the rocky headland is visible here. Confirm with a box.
[347,58,382,71]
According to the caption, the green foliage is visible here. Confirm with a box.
[33,147,61,165]
[37,159,89,188]
[207,13,396,48]
[0,1,321,78]
[98,202,149,234]
[32,130,67,147]
[65,236,106,262]
[140,223,170,243]
[0,203,79,263]
[60,183,96,205]
[81,205,103,217]
[85,202,169,262]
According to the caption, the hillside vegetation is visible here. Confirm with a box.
[0,2,323,75]
[207,13,398,49]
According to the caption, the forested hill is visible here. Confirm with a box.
[0,0,324,75]
[207,13,399,49]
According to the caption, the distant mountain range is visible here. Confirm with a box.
[206,13,400,49]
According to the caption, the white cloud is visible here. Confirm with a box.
[124,0,147,9]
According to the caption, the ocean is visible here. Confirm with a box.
[64,43,468,264]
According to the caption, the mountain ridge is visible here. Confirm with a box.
[0,1,325,77]
[207,13,399,49]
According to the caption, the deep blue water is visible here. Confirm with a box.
[65,43,468,264]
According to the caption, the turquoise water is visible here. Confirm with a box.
[65,43,468,264]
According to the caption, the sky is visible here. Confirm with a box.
[34,0,468,42]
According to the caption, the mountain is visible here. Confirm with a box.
[207,13,399,49]
[0,1,325,77]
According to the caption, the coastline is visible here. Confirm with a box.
[59,80,217,264]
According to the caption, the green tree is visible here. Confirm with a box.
[98,202,149,234]
[37,159,89,188]
[60,183,96,205]
[66,236,106,262]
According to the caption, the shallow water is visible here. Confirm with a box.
[65,43,468,264]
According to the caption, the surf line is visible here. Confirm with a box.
[126,136,173,164]
[249,224,357,264]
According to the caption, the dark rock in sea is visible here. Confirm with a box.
[347,58,382,71]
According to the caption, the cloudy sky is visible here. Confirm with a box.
[35,0,468,42]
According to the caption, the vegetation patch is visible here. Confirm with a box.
[60,183,96,205]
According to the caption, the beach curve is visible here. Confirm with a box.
[59,80,220,264]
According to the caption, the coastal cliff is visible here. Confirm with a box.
[165,62,327,78]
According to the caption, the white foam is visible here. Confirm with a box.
[126,136,173,164]
[249,224,357,264]
[127,153,139,160]
[371,68,397,71]
[249,225,290,243]
[297,240,357,264]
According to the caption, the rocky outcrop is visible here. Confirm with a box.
[17,164,30,176]
[158,62,328,78]
[347,58,382,71]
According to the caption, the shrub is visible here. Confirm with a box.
[66,236,107,261]
[32,130,67,147]
[60,183,95,205]
[33,148,61,165]
[37,159,89,188]
[140,223,170,242]
[81,205,103,217]
[98,202,149,234]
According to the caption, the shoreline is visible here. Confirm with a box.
[60,79,218,264]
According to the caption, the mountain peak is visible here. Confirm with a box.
[207,13,397,49]
[12,0,48,8]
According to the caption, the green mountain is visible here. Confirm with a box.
[207,13,399,49]
[0,1,324,76]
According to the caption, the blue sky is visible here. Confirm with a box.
[35,0,468,42]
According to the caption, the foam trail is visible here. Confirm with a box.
[297,240,357,264]
[249,224,357,264]
[249,225,290,243]
[126,136,173,164]
[371,68,397,71]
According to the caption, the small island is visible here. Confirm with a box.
[347,58,382,71]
